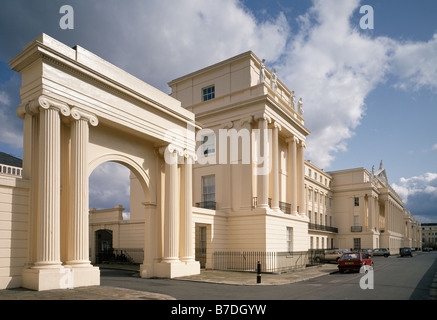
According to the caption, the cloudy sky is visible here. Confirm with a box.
[0,0,436,222]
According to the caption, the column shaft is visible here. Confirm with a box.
[256,116,269,208]
[180,155,194,262]
[287,137,298,214]
[67,117,91,266]
[271,123,280,210]
[34,107,62,268]
[163,149,180,262]
[297,141,306,216]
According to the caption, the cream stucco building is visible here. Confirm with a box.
[100,51,421,270]
[0,35,422,291]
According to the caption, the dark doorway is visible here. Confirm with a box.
[96,229,114,264]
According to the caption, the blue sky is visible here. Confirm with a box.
[0,0,436,222]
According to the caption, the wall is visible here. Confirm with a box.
[0,175,29,289]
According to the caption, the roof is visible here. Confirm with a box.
[0,152,23,167]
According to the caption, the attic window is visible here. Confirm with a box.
[202,85,215,101]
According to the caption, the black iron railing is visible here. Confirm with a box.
[195,201,216,210]
[212,251,309,273]
[351,226,363,232]
[308,223,338,233]
[279,201,291,214]
[252,197,292,214]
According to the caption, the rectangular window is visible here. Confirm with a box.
[201,175,215,208]
[354,197,360,207]
[201,133,215,155]
[308,210,312,222]
[353,215,359,227]
[286,227,293,252]
[202,85,215,101]
[353,238,361,250]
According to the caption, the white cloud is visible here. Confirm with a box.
[432,143,437,152]
[392,173,437,221]
[390,34,437,91]
[0,89,23,148]
[276,0,393,168]
[272,0,437,169]
[89,162,131,211]
[87,0,290,92]
[0,91,9,105]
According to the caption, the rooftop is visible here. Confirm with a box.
[0,152,22,168]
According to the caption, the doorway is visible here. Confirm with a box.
[96,229,114,264]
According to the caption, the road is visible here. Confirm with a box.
[100,251,437,300]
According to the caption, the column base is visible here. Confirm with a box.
[22,265,100,291]
[149,260,200,279]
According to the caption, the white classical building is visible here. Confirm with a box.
[92,51,421,271]
[0,36,422,291]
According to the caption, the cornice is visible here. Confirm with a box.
[10,34,195,126]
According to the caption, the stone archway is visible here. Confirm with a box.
[10,34,199,291]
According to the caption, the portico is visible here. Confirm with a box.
[9,34,200,290]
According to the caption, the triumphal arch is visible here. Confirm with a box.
[9,34,200,291]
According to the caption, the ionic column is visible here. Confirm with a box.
[297,140,306,216]
[271,121,281,210]
[66,108,98,266]
[286,137,298,215]
[368,195,374,232]
[256,114,271,208]
[17,101,40,266]
[180,151,195,262]
[162,145,180,262]
[33,96,70,269]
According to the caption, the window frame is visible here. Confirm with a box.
[201,133,216,155]
[202,85,215,102]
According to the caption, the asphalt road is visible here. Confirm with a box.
[100,251,437,300]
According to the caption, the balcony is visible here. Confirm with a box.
[351,226,363,232]
[195,201,216,210]
[308,223,338,233]
[252,197,292,214]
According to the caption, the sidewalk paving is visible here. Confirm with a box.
[0,264,338,300]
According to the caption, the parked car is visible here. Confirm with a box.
[423,247,433,252]
[373,248,390,257]
[358,248,373,256]
[338,252,373,273]
[400,247,413,257]
[315,249,350,263]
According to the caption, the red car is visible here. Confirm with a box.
[337,252,373,273]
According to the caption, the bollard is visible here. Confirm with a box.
[257,261,261,284]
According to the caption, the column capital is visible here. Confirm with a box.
[17,95,71,118]
[285,135,300,144]
[238,116,253,129]
[71,107,99,127]
[183,149,197,163]
[158,143,184,156]
[273,120,282,131]
[254,112,271,123]
[220,121,234,129]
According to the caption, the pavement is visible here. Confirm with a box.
[0,263,338,300]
